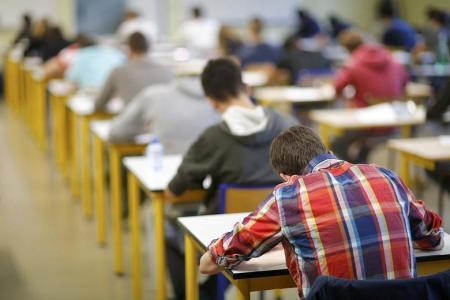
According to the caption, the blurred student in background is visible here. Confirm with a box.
[329,14,352,39]
[65,38,126,89]
[277,35,331,84]
[116,10,158,44]
[295,9,321,38]
[238,17,280,68]
[24,18,49,57]
[93,32,173,111]
[332,28,409,163]
[43,34,94,79]
[13,13,33,45]
[377,0,417,51]
[217,25,242,56]
[40,26,69,61]
[334,29,409,108]
[176,6,220,55]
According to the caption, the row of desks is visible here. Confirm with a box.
[4,54,450,300]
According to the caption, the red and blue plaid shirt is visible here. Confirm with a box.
[209,154,443,299]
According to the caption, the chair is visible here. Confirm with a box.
[306,270,450,300]
[217,183,275,300]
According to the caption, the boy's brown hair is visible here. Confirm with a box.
[270,126,327,175]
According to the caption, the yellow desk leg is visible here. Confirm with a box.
[110,147,124,275]
[94,136,107,246]
[399,153,411,188]
[70,111,80,198]
[51,95,60,165]
[59,101,69,177]
[319,124,331,149]
[235,280,251,300]
[152,192,167,300]
[129,173,142,300]
[400,125,412,138]
[185,234,199,300]
[81,116,93,218]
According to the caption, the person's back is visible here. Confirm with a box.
[336,44,408,107]
[108,77,219,154]
[383,18,417,50]
[202,126,443,300]
[65,45,125,89]
[93,32,172,110]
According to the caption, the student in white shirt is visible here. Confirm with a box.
[176,6,220,55]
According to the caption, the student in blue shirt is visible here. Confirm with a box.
[295,9,321,38]
[378,1,417,50]
[238,17,280,68]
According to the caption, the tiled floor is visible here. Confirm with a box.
[0,101,449,300]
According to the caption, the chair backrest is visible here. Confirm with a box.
[218,183,274,214]
[306,270,450,300]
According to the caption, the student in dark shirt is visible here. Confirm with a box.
[40,26,69,61]
[277,35,331,84]
[295,9,321,38]
[329,14,351,39]
[164,58,297,300]
[377,0,417,50]
[13,14,33,45]
[24,18,49,57]
[238,17,280,67]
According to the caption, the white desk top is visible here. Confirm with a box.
[253,85,336,103]
[179,213,450,278]
[310,102,425,129]
[48,79,76,96]
[67,94,123,116]
[123,155,182,191]
[242,71,269,87]
[90,120,151,144]
[405,82,432,99]
[388,136,450,161]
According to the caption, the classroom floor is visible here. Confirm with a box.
[0,100,449,300]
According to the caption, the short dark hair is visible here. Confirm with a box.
[377,0,398,19]
[249,17,264,35]
[201,58,244,102]
[427,8,448,26]
[270,126,327,175]
[128,31,149,54]
[192,6,202,18]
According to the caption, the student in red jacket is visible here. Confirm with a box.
[334,28,409,108]
[332,29,410,163]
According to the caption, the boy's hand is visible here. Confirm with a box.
[164,188,176,200]
[199,251,220,275]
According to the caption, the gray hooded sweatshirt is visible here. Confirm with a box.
[168,107,298,213]
[108,77,220,154]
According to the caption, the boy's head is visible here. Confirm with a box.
[270,126,327,178]
[201,58,246,108]
[338,28,364,53]
[127,31,149,56]
[191,6,203,19]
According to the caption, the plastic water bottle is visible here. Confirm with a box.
[145,137,164,171]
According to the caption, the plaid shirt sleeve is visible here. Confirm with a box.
[208,194,282,268]
[380,167,443,250]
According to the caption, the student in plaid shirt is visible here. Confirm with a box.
[199,126,443,299]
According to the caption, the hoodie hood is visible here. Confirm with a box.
[220,107,290,147]
[352,44,393,70]
[175,76,204,99]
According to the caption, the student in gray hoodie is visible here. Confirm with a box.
[108,76,219,154]
[165,58,297,300]
[93,32,173,111]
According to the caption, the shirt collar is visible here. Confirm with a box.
[303,153,342,175]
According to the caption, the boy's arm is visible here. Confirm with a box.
[201,195,282,274]
[382,167,443,250]
[333,66,352,96]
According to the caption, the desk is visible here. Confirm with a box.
[30,68,47,150]
[179,213,450,300]
[410,64,450,78]
[90,120,149,271]
[124,156,204,300]
[5,52,22,114]
[48,80,76,176]
[67,94,119,217]
[253,85,336,105]
[388,136,450,211]
[405,82,432,102]
[309,103,426,148]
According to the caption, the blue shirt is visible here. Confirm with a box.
[238,43,280,67]
[382,19,417,50]
[66,45,126,89]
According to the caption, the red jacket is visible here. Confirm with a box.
[334,44,409,108]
